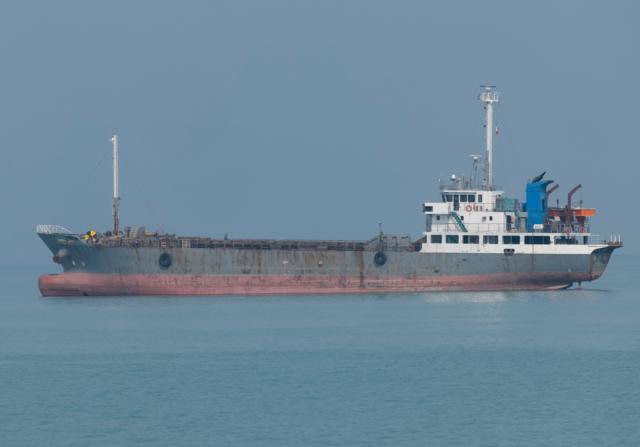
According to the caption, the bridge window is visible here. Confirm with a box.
[503,235,521,245]
[478,194,483,203]
[463,235,479,244]
[525,236,551,245]
[430,234,442,244]
[460,194,467,202]
[446,235,459,244]
[555,236,577,245]
[446,195,453,202]
[483,235,498,244]
[423,205,433,212]
[468,195,476,203]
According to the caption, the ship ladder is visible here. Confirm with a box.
[450,212,468,232]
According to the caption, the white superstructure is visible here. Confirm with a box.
[419,87,619,256]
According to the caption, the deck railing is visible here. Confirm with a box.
[36,224,73,235]
[97,235,420,252]
[432,222,592,234]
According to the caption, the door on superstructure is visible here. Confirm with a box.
[453,195,460,211]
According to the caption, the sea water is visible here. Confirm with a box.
[1,255,639,446]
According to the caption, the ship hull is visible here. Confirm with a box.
[39,271,586,296]
[37,239,618,296]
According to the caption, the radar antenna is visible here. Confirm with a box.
[469,154,481,188]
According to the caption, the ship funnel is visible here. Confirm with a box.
[479,86,499,190]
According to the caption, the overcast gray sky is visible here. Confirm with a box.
[1,0,638,265]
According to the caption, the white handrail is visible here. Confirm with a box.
[36,224,73,235]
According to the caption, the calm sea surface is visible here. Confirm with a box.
[1,255,639,446]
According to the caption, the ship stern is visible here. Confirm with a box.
[589,242,622,281]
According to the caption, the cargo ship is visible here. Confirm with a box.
[37,87,622,296]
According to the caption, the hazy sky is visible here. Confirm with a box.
[1,0,638,265]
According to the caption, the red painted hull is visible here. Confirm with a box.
[38,272,592,296]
